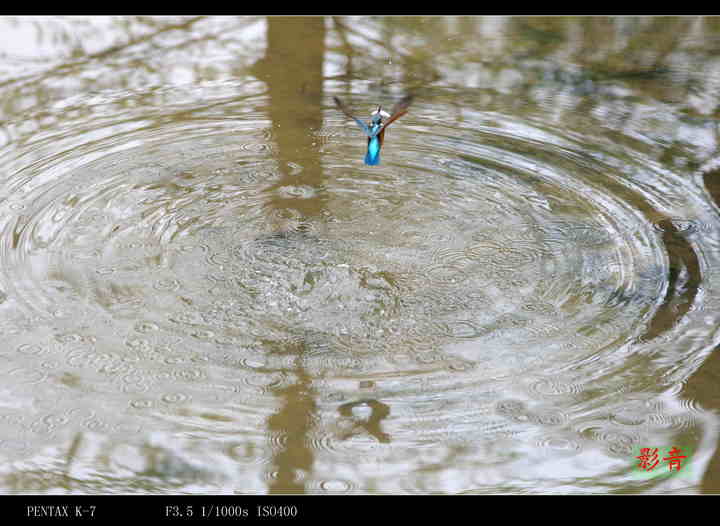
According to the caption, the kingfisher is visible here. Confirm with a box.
[333,95,413,165]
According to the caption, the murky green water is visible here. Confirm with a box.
[1,16,720,494]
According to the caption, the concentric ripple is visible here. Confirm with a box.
[0,79,718,493]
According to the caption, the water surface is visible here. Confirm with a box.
[1,16,720,494]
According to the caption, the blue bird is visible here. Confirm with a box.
[333,95,413,165]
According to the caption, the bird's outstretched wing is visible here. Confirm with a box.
[333,96,371,136]
[370,95,414,138]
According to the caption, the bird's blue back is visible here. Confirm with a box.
[365,123,383,165]
[365,136,381,165]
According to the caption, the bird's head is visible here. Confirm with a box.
[370,105,390,125]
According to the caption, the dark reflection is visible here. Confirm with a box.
[687,351,720,493]
[701,166,720,225]
[591,176,701,343]
[638,218,701,342]
[682,167,720,493]
[252,16,327,494]
[266,342,317,494]
[251,16,328,220]
[338,399,391,443]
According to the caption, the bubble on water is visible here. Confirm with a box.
[17,344,45,355]
[191,329,215,341]
[129,399,155,410]
[315,478,355,493]
[528,408,568,427]
[160,392,191,404]
[169,367,206,382]
[239,142,272,153]
[83,416,111,432]
[154,278,181,291]
[275,185,317,199]
[535,434,584,455]
[228,441,272,465]
[577,423,640,458]
[125,337,152,352]
[39,359,60,371]
[134,321,160,333]
[527,377,584,397]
